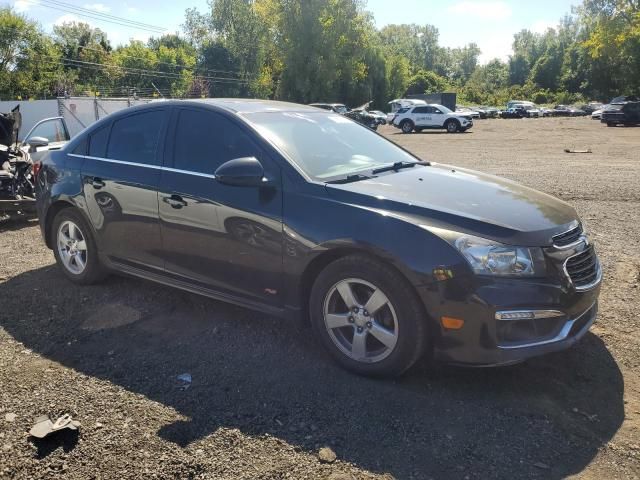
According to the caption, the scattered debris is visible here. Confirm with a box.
[564,148,592,154]
[4,413,16,422]
[533,462,550,470]
[177,373,192,390]
[29,414,81,439]
[318,447,337,464]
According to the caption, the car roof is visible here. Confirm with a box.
[138,98,321,115]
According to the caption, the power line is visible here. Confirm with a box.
[36,56,250,84]
[22,0,167,34]
[79,45,250,78]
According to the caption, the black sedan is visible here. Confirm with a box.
[35,100,601,377]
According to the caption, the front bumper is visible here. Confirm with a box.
[0,197,37,218]
[427,263,602,366]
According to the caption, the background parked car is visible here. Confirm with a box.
[553,105,587,117]
[344,108,379,130]
[393,104,473,133]
[368,110,387,125]
[309,103,349,114]
[455,106,480,119]
[601,101,640,126]
[500,106,526,119]
[479,106,499,118]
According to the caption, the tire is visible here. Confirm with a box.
[400,120,414,134]
[309,254,428,377]
[52,208,107,285]
[607,123,615,127]
[445,120,459,133]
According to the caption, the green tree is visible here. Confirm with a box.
[405,69,449,95]
[0,8,62,99]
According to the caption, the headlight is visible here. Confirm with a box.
[454,235,545,277]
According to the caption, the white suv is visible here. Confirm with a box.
[392,104,473,134]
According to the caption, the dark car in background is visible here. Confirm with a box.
[552,105,587,117]
[36,99,601,377]
[601,101,640,126]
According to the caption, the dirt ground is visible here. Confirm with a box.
[1,117,639,480]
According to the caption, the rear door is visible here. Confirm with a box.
[411,106,430,127]
[79,108,169,271]
[158,107,284,306]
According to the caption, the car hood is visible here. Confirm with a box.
[325,164,578,246]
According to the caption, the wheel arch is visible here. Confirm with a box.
[44,200,75,249]
[297,246,429,327]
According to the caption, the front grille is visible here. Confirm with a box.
[565,246,599,287]
[553,224,583,247]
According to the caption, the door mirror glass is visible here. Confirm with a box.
[27,136,49,148]
[215,157,268,187]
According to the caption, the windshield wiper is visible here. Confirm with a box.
[326,174,372,184]
[372,161,424,175]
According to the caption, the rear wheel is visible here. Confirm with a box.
[400,120,414,134]
[52,208,107,285]
[310,255,428,377]
[445,120,459,133]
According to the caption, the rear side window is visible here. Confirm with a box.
[107,111,165,166]
[89,125,110,157]
[71,138,88,155]
[173,109,260,174]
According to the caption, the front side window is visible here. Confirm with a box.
[245,111,418,181]
[173,109,260,174]
[413,107,428,114]
[107,110,165,166]
[27,119,69,143]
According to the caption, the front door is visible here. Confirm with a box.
[80,109,168,270]
[158,107,284,307]
[429,106,446,127]
[23,117,70,162]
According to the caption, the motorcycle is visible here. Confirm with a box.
[0,105,37,221]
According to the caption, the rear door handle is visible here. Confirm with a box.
[91,178,106,189]
[163,194,188,209]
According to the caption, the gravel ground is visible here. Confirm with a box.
[1,117,639,480]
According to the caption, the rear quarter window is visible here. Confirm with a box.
[89,125,110,158]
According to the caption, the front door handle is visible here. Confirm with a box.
[92,178,106,189]
[163,194,188,209]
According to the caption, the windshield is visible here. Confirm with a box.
[244,111,418,181]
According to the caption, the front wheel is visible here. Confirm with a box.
[52,208,107,284]
[310,255,428,377]
[400,120,414,134]
[446,120,459,133]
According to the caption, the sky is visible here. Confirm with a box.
[9,0,580,63]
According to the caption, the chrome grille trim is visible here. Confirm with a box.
[552,224,584,249]
[563,246,602,291]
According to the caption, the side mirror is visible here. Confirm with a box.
[215,157,269,187]
[27,136,49,148]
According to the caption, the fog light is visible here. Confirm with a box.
[441,316,465,330]
[495,310,564,321]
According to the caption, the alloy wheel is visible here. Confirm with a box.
[57,220,88,275]
[323,278,399,363]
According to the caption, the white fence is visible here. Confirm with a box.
[0,97,153,140]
